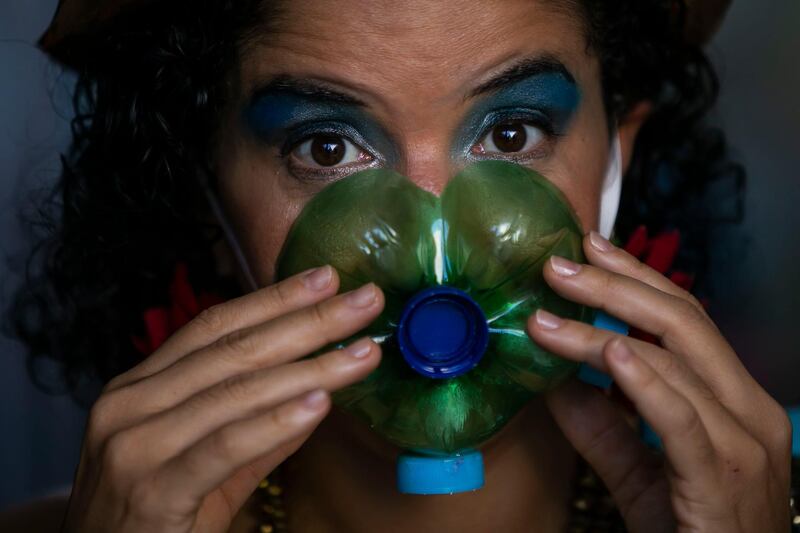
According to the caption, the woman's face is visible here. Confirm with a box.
[215,0,613,285]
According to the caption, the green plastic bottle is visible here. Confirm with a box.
[276,160,594,494]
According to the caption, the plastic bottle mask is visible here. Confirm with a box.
[275,160,594,455]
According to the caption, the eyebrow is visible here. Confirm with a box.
[468,55,577,99]
[252,75,367,107]
[251,55,575,108]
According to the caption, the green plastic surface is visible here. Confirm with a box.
[276,160,593,454]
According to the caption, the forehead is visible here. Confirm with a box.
[238,0,592,105]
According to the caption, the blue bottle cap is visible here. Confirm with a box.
[397,450,485,494]
[397,286,489,379]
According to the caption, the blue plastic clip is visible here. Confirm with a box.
[788,406,800,458]
[397,450,484,495]
[578,310,629,389]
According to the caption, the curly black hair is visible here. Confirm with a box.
[8,0,744,407]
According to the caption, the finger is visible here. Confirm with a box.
[210,429,311,519]
[130,338,380,462]
[546,379,674,531]
[529,310,754,451]
[584,231,708,318]
[542,256,783,448]
[542,255,754,388]
[530,309,719,401]
[134,283,382,406]
[150,389,331,512]
[103,283,383,427]
[109,265,340,389]
[603,338,719,487]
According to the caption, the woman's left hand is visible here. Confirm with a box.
[527,230,793,533]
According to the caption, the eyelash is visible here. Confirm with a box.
[280,123,380,181]
[468,109,559,162]
[282,110,559,180]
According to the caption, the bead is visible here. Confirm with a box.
[258,479,270,489]
[267,485,283,496]
[259,525,273,533]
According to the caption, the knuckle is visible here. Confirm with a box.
[86,392,124,447]
[101,430,140,481]
[767,405,793,456]
[308,352,338,376]
[649,350,678,378]
[211,427,242,459]
[126,479,158,516]
[194,304,229,335]
[269,403,301,432]
[127,478,193,524]
[684,293,708,316]
[306,303,337,345]
[308,301,329,326]
[672,400,702,436]
[585,323,610,345]
[101,374,127,394]
[629,260,652,281]
[673,296,706,326]
[216,373,253,404]
[271,278,295,309]
[744,441,770,476]
[216,327,257,358]
[695,380,718,403]
[598,269,619,297]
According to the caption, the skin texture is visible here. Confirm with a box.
[54,1,791,532]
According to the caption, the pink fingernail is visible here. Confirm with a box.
[302,389,328,410]
[345,338,373,359]
[345,283,377,308]
[303,266,333,291]
[589,231,614,252]
[610,340,633,364]
[535,309,564,330]
[550,256,581,277]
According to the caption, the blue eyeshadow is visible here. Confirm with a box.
[452,72,581,156]
[243,90,398,164]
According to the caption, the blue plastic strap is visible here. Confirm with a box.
[578,310,629,389]
[397,450,484,495]
[788,406,800,458]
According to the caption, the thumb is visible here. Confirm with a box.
[546,379,674,532]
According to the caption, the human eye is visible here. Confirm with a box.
[469,113,556,161]
[286,131,376,181]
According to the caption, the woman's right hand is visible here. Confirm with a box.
[61,265,384,533]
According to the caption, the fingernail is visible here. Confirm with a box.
[302,389,328,410]
[535,309,564,330]
[589,231,613,252]
[550,256,581,277]
[345,283,377,308]
[609,340,633,364]
[345,338,373,359]
[303,266,333,291]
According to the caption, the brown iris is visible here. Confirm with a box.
[310,134,346,166]
[491,123,527,153]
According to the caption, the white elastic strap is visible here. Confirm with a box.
[194,167,260,293]
[598,132,623,239]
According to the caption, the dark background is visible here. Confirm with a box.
[2,0,799,510]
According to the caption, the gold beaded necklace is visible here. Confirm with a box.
[254,459,626,533]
